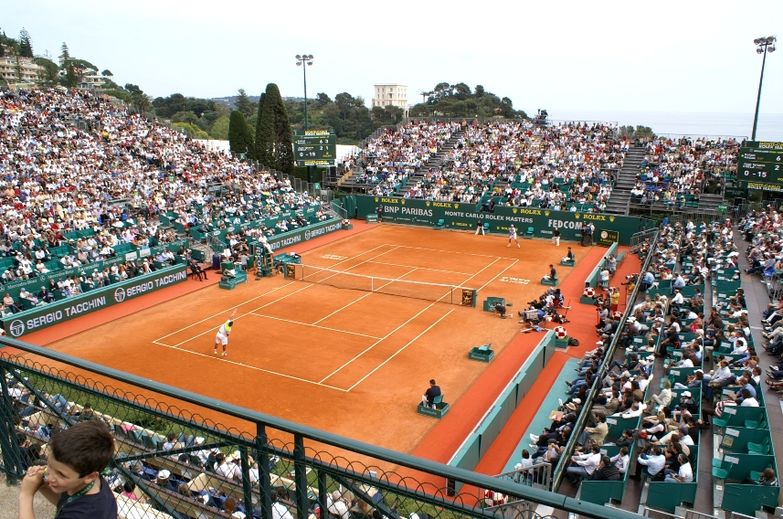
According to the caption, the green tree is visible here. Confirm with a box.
[210,113,230,140]
[474,85,485,97]
[253,92,272,164]
[152,94,188,118]
[59,42,70,66]
[228,110,252,155]
[33,57,59,85]
[172,111,200,126]
[18,29,33,58]
[125,83,150,114]
[371,105,404,125]
[314,92,332,108]
[63,63,80,88]
[101,69,113,77]
[235,88,254,117]
[267,83,294,174]
[172,122,208,139]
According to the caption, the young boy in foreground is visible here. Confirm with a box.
[19,420,117,518]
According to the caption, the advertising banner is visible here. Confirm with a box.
[354,196,651,245]
[4,264,188,337]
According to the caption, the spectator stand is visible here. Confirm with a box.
[551,227,660,501]
[495,356,580,488]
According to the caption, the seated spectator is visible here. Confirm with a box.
[590,455,621,481]
[421,379,441,408]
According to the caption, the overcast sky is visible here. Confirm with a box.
[5,0,783,122]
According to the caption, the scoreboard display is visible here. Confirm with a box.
[294,129,336,167]
[738,141,783,191]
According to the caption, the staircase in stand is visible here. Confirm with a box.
[396,129,464,197]
[605,145,646,215]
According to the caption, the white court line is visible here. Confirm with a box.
[246,313,383,340]
[153,282,294,342]
[392,243,519,261]
[346,309,454,391]
[158,243,394,346]
[311,265,419,325]
[320,255,502,384]
[475,258,520,293]
[366,260,473,277]
[318,296,440,384]
[458,256,502,287]
[150,341,349,392]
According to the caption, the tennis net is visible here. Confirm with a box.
[285,263,477,306]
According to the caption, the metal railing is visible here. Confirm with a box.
[551,229,660,489]
[493,462,552,491]
[0,338,645,519]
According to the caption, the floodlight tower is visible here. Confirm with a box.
[295,54,314,130]
[751,36,776,140]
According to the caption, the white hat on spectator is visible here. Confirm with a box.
[194,436,205,445]
[231,513,246,519]
[681,391,692,398]
[156,469,171,480]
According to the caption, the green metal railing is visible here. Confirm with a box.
[0,338,645,519]
[551,229,659,490]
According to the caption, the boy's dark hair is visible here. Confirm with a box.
[51,420,114,477]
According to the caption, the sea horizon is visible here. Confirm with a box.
[548,109,782,141]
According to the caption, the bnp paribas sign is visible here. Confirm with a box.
[357,196,651,245]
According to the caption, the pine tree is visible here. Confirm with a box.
[266,83,294,174]
[253,93,273,166]
[228,111,251,155]
[59,42,70,66]
[18,29,33,58]
[235,89,253,118]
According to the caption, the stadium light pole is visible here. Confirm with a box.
[751,36,776,141]
[295,54,314,131]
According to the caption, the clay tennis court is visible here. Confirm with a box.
[18,224,610,457]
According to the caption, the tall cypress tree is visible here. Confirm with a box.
[253,93,273,166]
[265,83,294,174]
[228,110,249,155]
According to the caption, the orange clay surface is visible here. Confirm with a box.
[9,222,639,474]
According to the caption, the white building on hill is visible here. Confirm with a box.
[372,84,408,116]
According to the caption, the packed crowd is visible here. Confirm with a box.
[739,209,783,281]
[0,88,328,316]
[344,120,463,196]
[547,219,773,491]
[349,119,625,212]
[631,138,739,207]
[418,121,623,210]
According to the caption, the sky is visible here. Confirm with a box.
[5,0,783,137]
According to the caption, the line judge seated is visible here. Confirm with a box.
[543,264,557,282]
[421,379,441,409]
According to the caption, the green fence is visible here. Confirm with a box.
[0,339,646,519]
[348,196,653,245]
[449,332,556,476]
[3,264,188,338]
